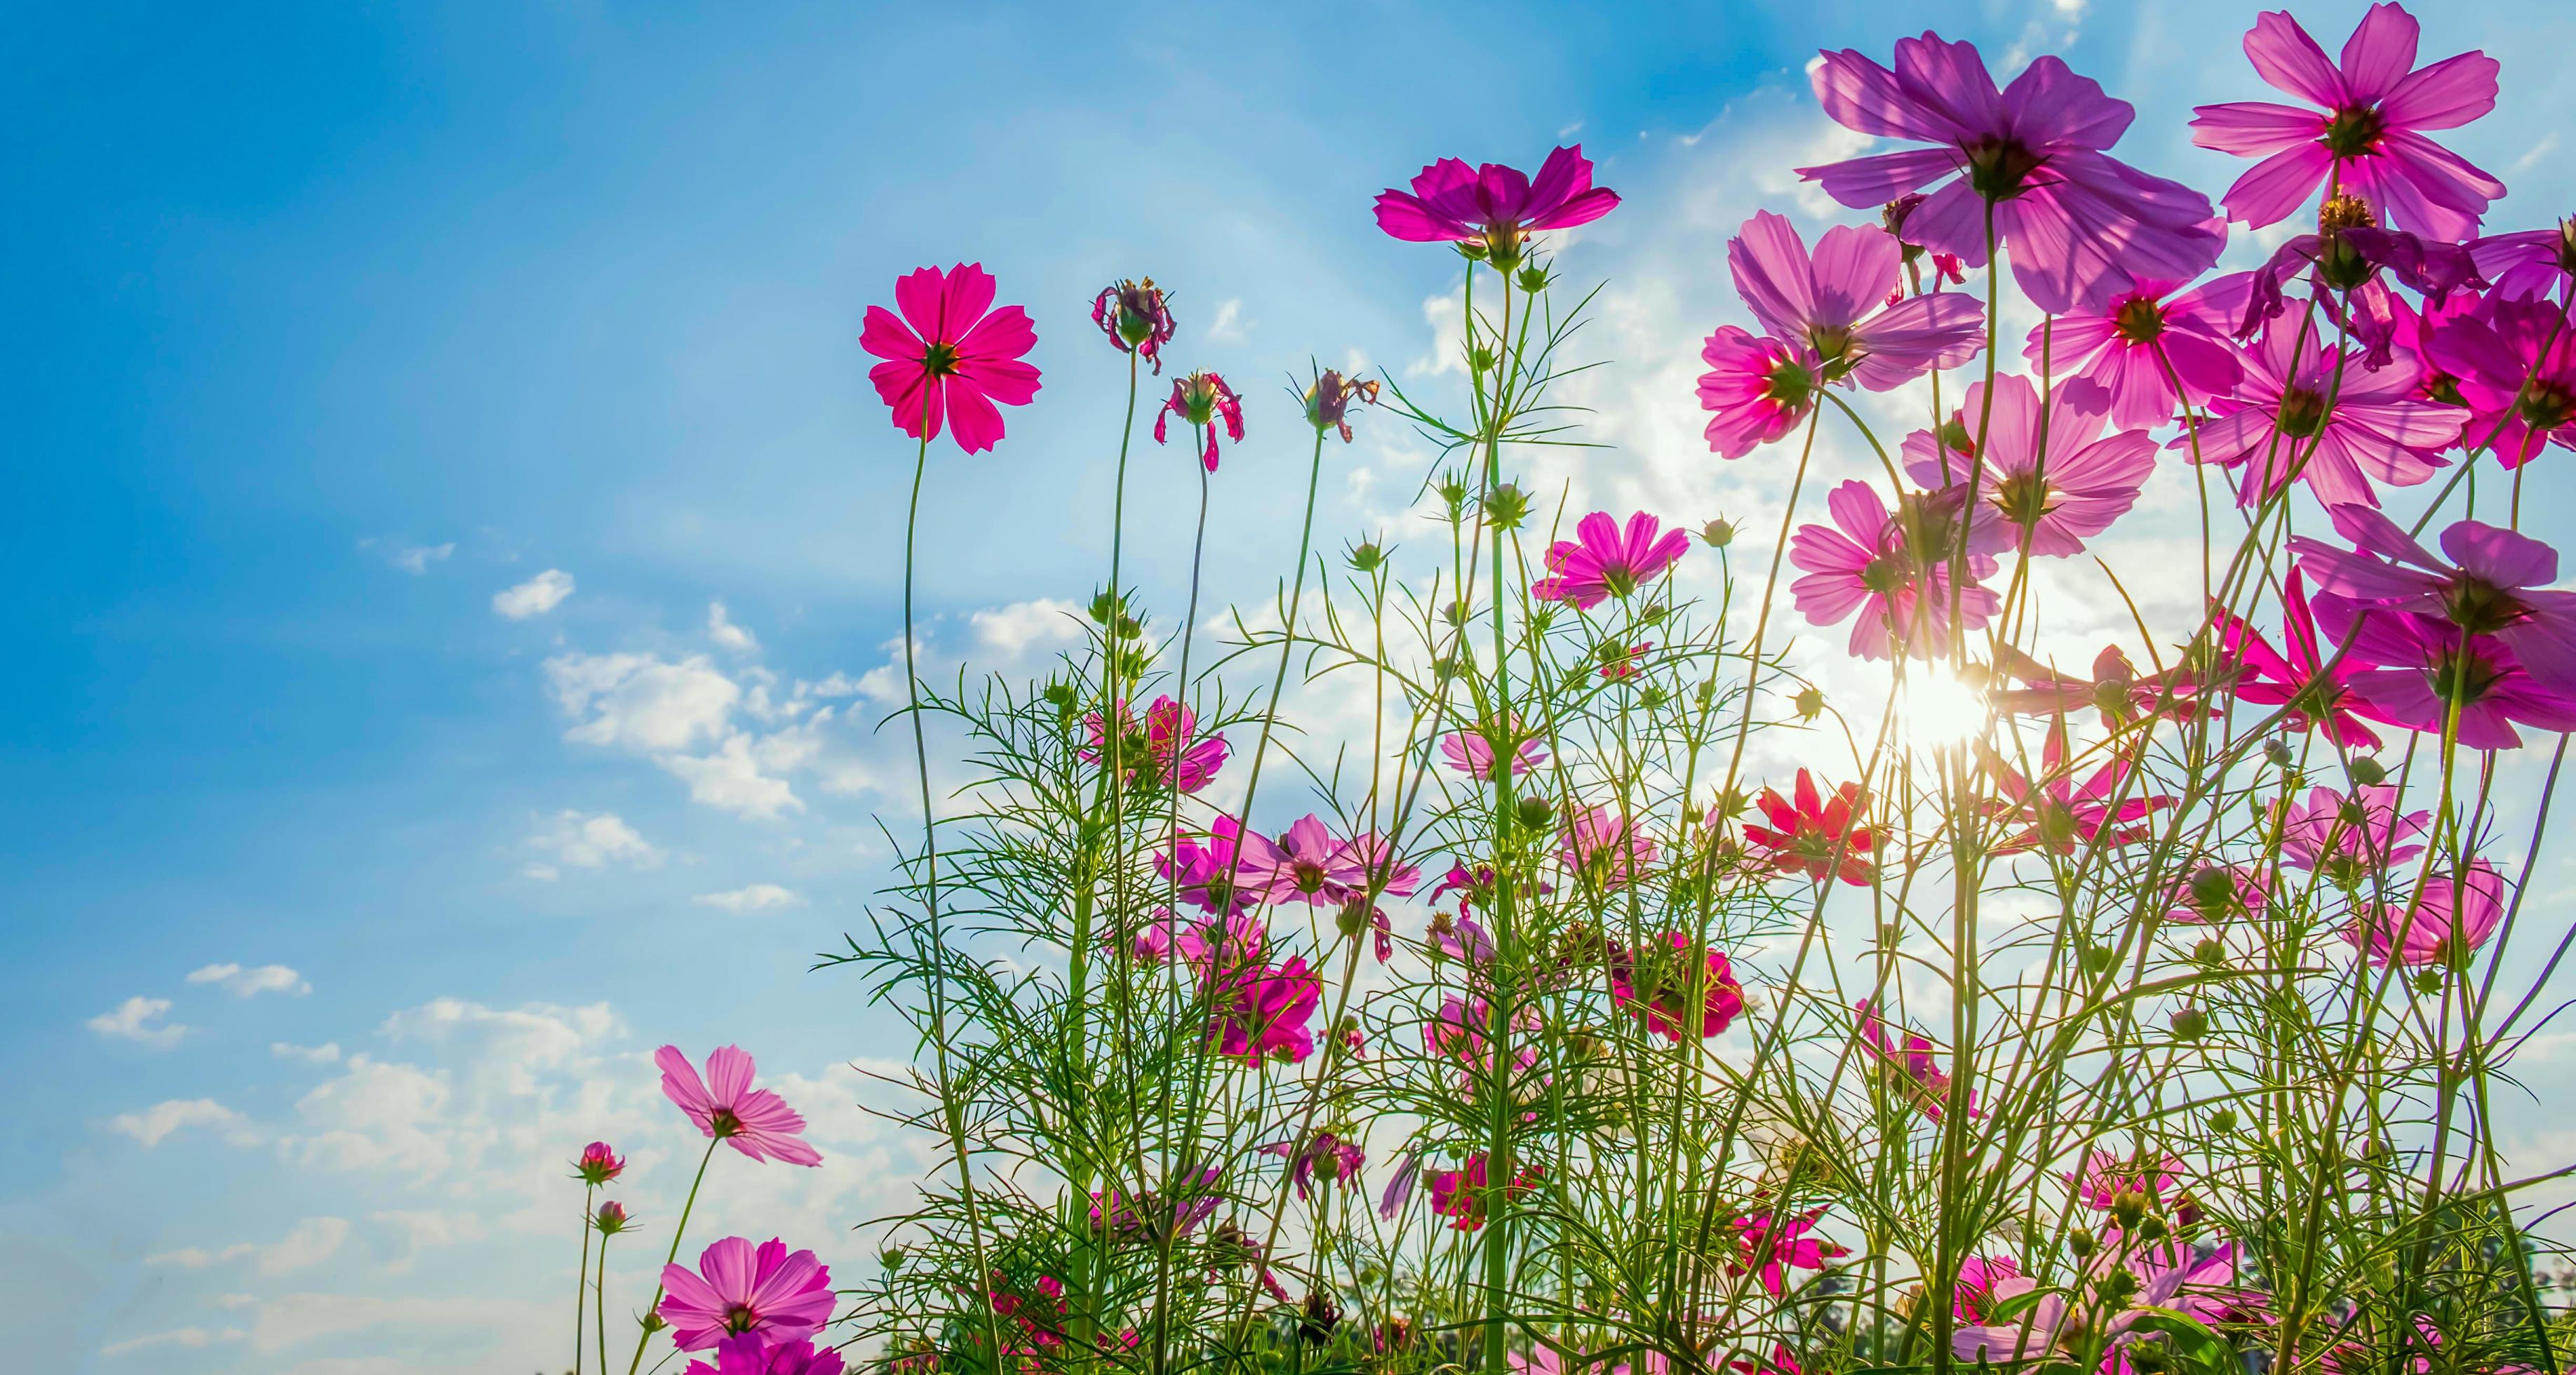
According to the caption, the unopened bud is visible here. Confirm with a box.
[2349,757,2387,786]
[2208,1108,2237,1134]
[2264,738,2294,767]
[1793,687,1826,721]
[1699,518,1737,548]
[2171,1005,2210,1041]
[1515,265,1551,294]
[1346,540,1386,573]
[1516,796,1556,831]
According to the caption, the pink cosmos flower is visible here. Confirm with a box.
[2281,784,2430,885]
[2432,295,2576,469]
[685,1334,847,1375]
[1173,911,1269,979]
[2027,271,2249,429]
[1992,643,2204,729]
[1439,716,1548,781]
[1789,481,1999,662]
[1726,211,1983,391]
[1977,732,2175,855]
[1426,1153,1542,1233]
[1161,822,1259,915]
[2350,860,2508,966]
[2175,315,2460,510]
[1727,1209,1848,1296]
[1608,933,1745,1042]
[594,1200,631,1235]
[2239,212,2486,345]
[1207,957,1322,1063]
[1953,1256,2023,1323]
[1425,993,1541,1083]
[2293,504,2576,695]
[1259,1130,1366,1201]
[1560,805,1658,890]
[1530,511,1692,610]
[2214,567,2384,749]
[574,1140,626,1186]
[2189,4,2502,239]
[860,264,1041,455]
[656,1046,822,1167]
[1742,770,1880,887]
[1902,375,2154,558]
[1235,815,1364,907]
[659,1237,835,1352]
[1153,370,1247,472]
[1799,34,2222,313]
[1091,1167,1221,1242]
[1092,278,1174,373]
[2335,608,2576,749]
[1373,146,1620,258]
[1082,696,1229,793]
[2473,218,2576,301]
[1697,327,1820,459]
[1857,999,1975,1119]
[1954,1233,2240,1366]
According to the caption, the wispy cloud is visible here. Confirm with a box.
[88,995,187,1047]
[694,883,800,912]
[188,962,311,997]
[523,810,658,879]
[492,568,575,619]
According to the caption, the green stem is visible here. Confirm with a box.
[625,1137,719,1375]
[577,1183,595,1375]
[596,1226,613,1375]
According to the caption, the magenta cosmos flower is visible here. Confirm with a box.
[2026,270,2249,429]
[1260,1129,1367,1201]
[1728,1209,1847,1296]
[1439,714,1548,781]
[2336,607,2576,749]
[1789,481,1999,662]
[1160,820,1259,915]
[2214,567,2384,749]
[1237,815,1418,908]
[2433,295,2576,469]
[1373,146,1619,261]
[1955,1235,2241,1365]
[1857,999,1973,1120]
[655,1045,821,1167]
[1082,696,1228,793]
[685,1334,847,1375]
[1727,211,1983,391]
[574,1140,625,1186]
[1153,370,1246,472]
[2351,859,2508,967]
[2474,218,2576,301]
[2175,315,2460,510]
[1697,327,1820,459]
[1426,1154,1543,1233]
[1902,375,2154,558]
[2293,504,2576,695]
[1743,770,1880,887]
[1799,35,2222,313]
[860,264,1041,455]
[2281,783,2429,886]
[2190,4,2502,240]
[1608,932,1744,1042]
[1206,956,1322,1064]
[2073,1151,2186,1210]
[1530,511,1692,610]
[1977,732,2174,855]
[659,1237,835,1352]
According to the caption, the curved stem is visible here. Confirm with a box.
[624,1136,719,1375]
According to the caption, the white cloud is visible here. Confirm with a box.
[546,651,739,753]
[694,883,800,912]
[661,731,803,819]
[970,598,1085,656]
[707,599,759,653]
[358,537,455,575]
[273,1040,343,1063]
[188,962,311,997]
[369,1209,488,1272]
[1205,297,1249,343]
[100,1326,248,1358]
[525,810,658,875]
[87,995,186,1047]
[147,1217,348,1277]
[109,1098,254,1148]
[491,568,575,619]
[250,1292,536,1355]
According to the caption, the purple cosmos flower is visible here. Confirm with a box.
[1259,1130,1367,1201]
[1790,481,1999,662]
[1154,370,1246,472]
[1530,511,1692,610]
[2175,315,2460,509]
[2473,218,2576,301]
[2238,201,2488,345]
[656,1046,822,1167]
[2334,606,2576,749]
[2432,294,2576,469]
[1374,146,1619,262]
[1092,278,1174,373]
[2190,4,2502,240]
[2214,568,2384,749]
[1439,715,1548,781]
[1901,375,2154,558]
[1955,1234,2242,1366]
[1726,211,1983,391]
[2293,503,2576,693]
[685,1334,847,1375]
[1207,957,1322,1063]
[659,1237,835,1352]
[1799,34,2222,313]
[1697,327,1819,459]
[2281,784,2429,886]
[2350,859,2508,966]
[2027,271,2248,429]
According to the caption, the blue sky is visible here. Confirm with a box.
[9,1,2576,1370]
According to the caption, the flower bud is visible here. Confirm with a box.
[1793,687,1825,721]
[1483,483,1530,530]
[1346,540,1386,573]
[1516,796,1556,831]
[1515,265,1552,294]
[2263,738,2294,767]
[2112,1190,2149,1230]
[2069,1228,2096,1259]
[881,1246,907,1271]
[2171,1005,2210,1041]
[2190,937,2226,967]
[1336,899,1371,940]
[593,1200,631,1235]
[2349,756,2387,786]
[1698,517,1737,549]
[2209,1108,2237,1134]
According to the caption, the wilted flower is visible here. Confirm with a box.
[1092,277,1174,372]
[1154,369,1246,471]
[1303,367,1379,442]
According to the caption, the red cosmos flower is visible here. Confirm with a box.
[1857,999,1978,1120]
[1727,1209,1848,1296]
[1975,730,2175,855]
[1609,932,1745,1042]
[2214,567,2385,749]
[573,1140,626,1186]
[1741,769,1879,887]
[1153,370,1246,472]
[860,263,1042,455]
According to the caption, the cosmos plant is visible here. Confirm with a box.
[557,10,2576,1375]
